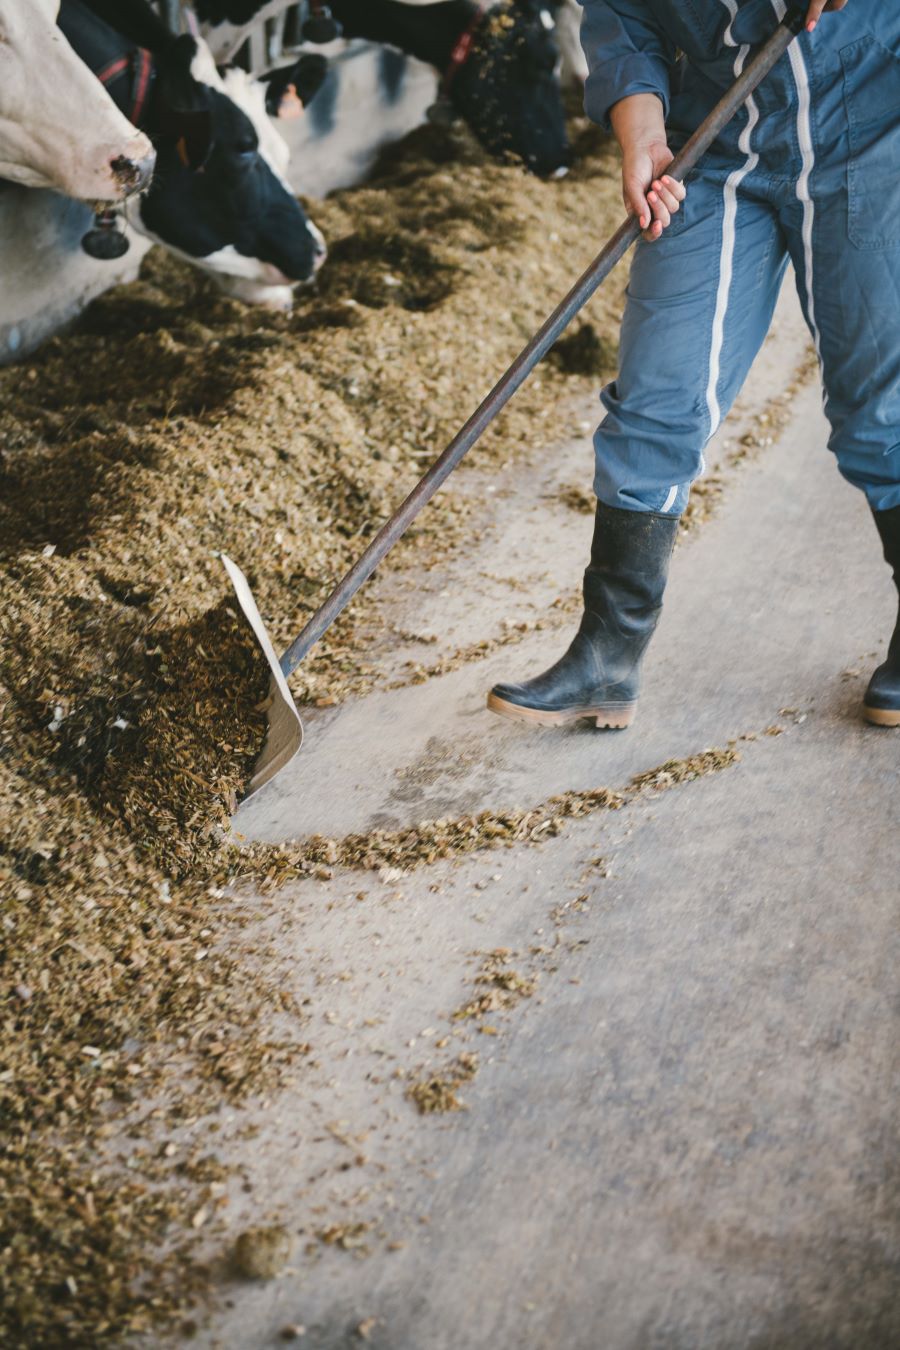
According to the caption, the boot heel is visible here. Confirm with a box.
[863,703,900,728]
[594,705,636,730]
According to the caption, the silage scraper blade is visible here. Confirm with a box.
[220,554,303,800]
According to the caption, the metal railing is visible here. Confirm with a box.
[158,2,314,71]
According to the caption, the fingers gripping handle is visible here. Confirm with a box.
[279,6,806,679]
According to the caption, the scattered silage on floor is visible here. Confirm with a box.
[0,118,626,1343]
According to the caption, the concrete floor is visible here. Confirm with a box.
[184,289,899,1350]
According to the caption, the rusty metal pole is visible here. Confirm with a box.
[280,3,808,678]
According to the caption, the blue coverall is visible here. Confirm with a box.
[579,1,900,515]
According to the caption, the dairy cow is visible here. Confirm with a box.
[196,0,571,178]
[58,0,326,309]
[0,0,154,201]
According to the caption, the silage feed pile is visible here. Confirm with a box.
[0,119,624,1343]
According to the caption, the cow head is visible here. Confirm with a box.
[452,0,569,177]
[0,0,154,200]
[129,35,326,308]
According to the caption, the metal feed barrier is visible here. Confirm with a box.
[162,2,323,70]
[201,2,312,68]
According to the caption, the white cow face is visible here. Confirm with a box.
[0,0,155,200]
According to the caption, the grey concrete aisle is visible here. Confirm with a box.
[191,301,899,1350]
[234,313,889,845]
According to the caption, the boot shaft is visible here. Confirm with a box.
[872,503,900,587]
[584,502,679,621]
[872,505,900,660]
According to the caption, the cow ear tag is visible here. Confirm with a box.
[276,83,304,119]
[302,4,342,43]
[82,209,130,260]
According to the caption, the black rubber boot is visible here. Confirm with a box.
[863,503,900,728]
[488,502,678,728]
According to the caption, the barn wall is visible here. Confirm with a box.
[0,42,436,366]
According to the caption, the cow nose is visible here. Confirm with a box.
[111,139,157,196]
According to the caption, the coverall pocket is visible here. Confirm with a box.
[840,36,900,249]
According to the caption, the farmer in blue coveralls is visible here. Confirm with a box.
[488,0,900,730]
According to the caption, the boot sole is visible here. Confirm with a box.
[863,703,900,728]
[487,692,636,730]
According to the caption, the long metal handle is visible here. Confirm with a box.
[280,3,806,677]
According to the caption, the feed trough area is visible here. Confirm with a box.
[2,5,898,1348]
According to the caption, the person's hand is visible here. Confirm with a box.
[610,93,686,243]
[805,0,849,31]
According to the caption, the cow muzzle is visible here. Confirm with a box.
[110,137,156,197]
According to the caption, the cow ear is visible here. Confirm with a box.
[157,35,214,169]
[159,35,211,115]
[263,55,328,119]
[156,100,214,171]
[174,116,215,170]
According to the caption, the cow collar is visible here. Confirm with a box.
[57,0,158,128]
[440,3,489,97]
[96,45,155,127]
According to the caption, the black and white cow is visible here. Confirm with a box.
[58,0,327,308]
[0,0,155,202]
[196,0,571,178]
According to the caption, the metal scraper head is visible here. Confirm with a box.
[220,554,303,800]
